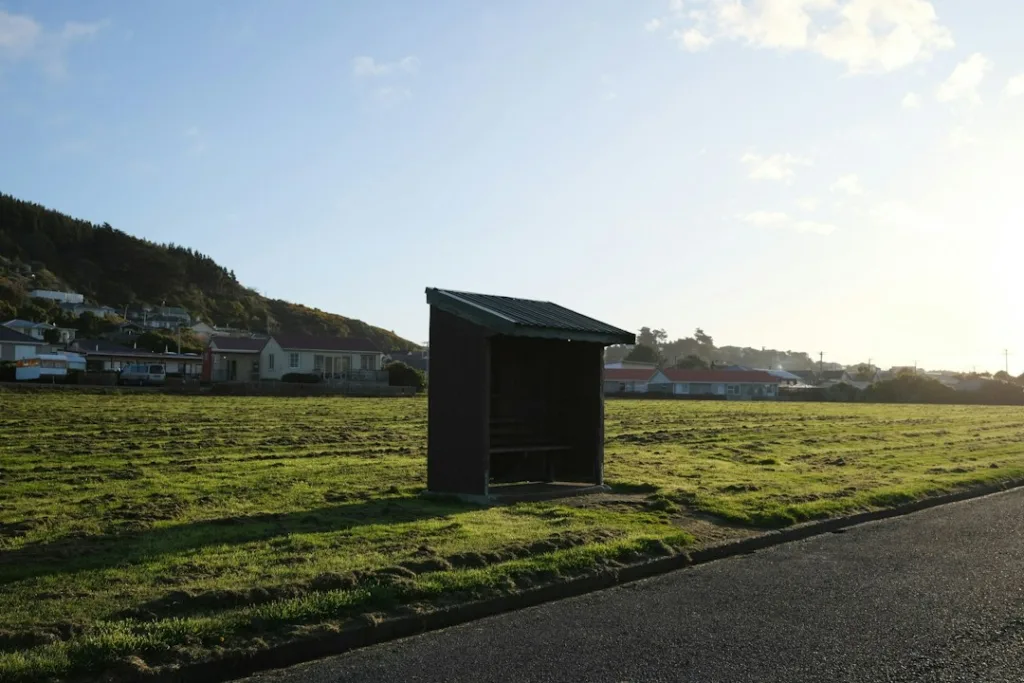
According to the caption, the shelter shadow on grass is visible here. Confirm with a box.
[0,497,472,585]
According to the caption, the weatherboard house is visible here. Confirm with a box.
[425,288,635,501]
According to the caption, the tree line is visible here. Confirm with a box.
[607,326,826,371]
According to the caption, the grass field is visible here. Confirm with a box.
[2,393,1024,681]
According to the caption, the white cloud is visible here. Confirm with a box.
[738,210,836,235]
[902,92,921,108]
[0,11,106,77]
[867,199,940,234]
[947,125,979,149]
[660,0,954,74]
[792,219,838,235]
[372,86,412,107]
[0,10,41,54]
[717,0,828,50]
[739,210,789,226]
[60,20,108,41]
[645,18,663,32]
[740,152,812,183]
[812,0,954,74]
[830,173,864,195]
[1003,74,1024,99]
[936,53,992,106]
[796,197,819,212]
[182,126,206,155]
[352,55,419,78]
[674,28,713,51]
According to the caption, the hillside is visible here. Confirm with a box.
[0,193,417,351]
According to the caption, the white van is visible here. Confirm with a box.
[118,363,167,386]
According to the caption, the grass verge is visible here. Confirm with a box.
[2,394,1023,681]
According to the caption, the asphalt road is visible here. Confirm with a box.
[242,488,1024,683]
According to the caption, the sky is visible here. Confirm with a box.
[1,0,1023,373]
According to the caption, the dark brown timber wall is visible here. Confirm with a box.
[427,307,490,496]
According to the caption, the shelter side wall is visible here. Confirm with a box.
[427,307,490,496]
[553,341,604,484]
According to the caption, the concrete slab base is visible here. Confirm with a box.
[423,482,611,505]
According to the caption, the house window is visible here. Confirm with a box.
[289,353,300,369]
[361,355,375,370]
[727,384,740,396]
[314,355,324,371]
[268,354,275,370]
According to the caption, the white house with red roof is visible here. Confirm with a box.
[649,368,780,399]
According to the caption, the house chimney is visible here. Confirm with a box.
[95,344,99,351]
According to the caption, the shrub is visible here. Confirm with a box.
[865,375,955,404]
[281,373,321,384]
[385,361,425,392]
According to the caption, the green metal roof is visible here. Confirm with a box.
[425,288,635,345]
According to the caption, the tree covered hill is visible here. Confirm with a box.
[0,193,417,351]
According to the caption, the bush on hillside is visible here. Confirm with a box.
[864,375,955,404]
[385,361,426,392]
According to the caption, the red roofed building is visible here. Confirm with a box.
[649,368,780,399]
[603,367,658,394]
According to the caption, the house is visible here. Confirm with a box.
[604,360,658,370]
[68,339,203,377]
[265,334,384,381]
[59,302,118,318]
[766,369,803,385]
[203,336,269,382]
[29,289,83,304]
[3,319,76,344]
[604,367,657,394]
[0,325,51,361]
[190,322,217,342]
[203,334,386,383]
[101,322,144,339]
[191,323,259,343]
[127,306,192,329]
[791,370,818,385]
[718,365,803,386]
[155,306,192,325]
[840,367,882,390]
[143,314,188,330]
[649,369,781,399]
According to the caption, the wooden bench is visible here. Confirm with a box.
[489,417,570,483]
[489,417,569,453]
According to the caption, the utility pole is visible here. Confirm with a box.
[818,351,824,378]
[1005,349,1010,375]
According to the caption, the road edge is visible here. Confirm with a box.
[148,477,1024,683]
